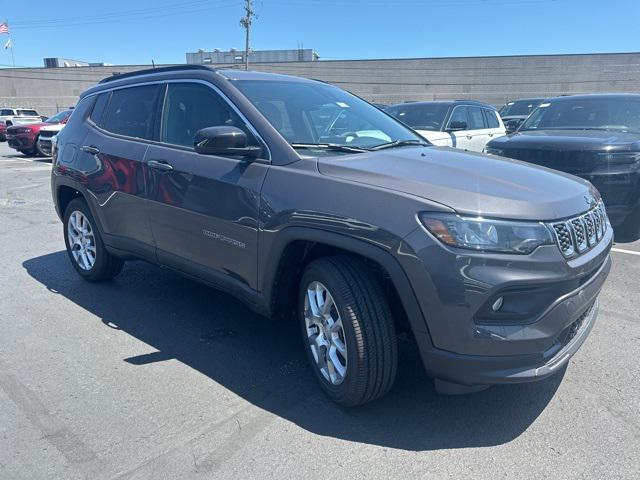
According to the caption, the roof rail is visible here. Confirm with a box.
[99,65,214,84]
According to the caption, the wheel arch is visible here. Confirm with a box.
[262,227,432,344]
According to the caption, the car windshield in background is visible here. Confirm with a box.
[231,79,425,153]
[17,110,39,116]
[45,110,71,124]
[499,99,544,116]
[520,97,640,132]
[385,103,450,131]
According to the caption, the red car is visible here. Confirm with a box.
[6,109,73,156]
[0,122,6,142]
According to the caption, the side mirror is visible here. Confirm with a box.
[505,119,522,134]
[446,121,467,132]
[194,126,262,158]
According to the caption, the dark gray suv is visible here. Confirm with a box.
[51,66,612,406]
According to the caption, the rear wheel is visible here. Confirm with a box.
[63,198,124,281]
[299,256,397,406]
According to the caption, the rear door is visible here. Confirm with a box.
[145,81,269,292]
[78,84,161,258]
[483,108,506,144]
[466,106,490,152]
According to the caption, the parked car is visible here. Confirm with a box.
[0,107,42,127]
[0,121,6,142]
[5,109,73,156]
[52,66,611,406]
[499,98,546,133]
[385,100,506,152]
[37,121,69,157]
[486,94,640,239]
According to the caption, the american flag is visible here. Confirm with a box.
[0,22,9,34]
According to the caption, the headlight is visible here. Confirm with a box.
[420,212,554,254]
[483,147,504,156]
[598,152,640,165]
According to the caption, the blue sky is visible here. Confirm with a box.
[1,0,638,68]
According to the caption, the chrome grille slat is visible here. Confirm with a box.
[549,201,608,258]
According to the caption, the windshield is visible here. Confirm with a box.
[520,97,640,132]
[499,99,544,117]
[45,110,72,124]
[385,103,449,131]
[17,109,39,116]
[231,79,425,153]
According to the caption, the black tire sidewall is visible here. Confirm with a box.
[298,263,361,403]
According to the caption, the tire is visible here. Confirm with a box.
[63,198,124,281]
[299,256,397,406]
[19,148,37,157]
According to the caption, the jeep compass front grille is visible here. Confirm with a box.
[548,202,608,258]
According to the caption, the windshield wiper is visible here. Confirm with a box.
[290,143,369,153]
[369,139,430,151]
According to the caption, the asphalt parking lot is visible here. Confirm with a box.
[0,142,638,480]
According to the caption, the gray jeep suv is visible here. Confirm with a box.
[51,66,612,406]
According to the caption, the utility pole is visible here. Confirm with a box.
[240,0,254,71]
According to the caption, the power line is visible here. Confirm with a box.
[11,1,241,30]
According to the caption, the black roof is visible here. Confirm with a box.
[545,93,640,102]
[98,64,216,84]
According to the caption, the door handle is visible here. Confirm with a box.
[466,135,473,140]
[148,160,174,172]
[81,145,100,155]
[488,133,494,137]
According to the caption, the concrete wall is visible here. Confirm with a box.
[1,52,639,116]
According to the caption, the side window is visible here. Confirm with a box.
[1,109,13,115]
[467,107,486,130]
[101,85,159,140]
[161,82,254,148]
[447,106,468,129]
[483,109,500,128]
[90,92,110,125]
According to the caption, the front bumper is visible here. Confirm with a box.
[38,137,53,156]
[6,133,36,150]
[397,222,612,386]
[414,258,608,386]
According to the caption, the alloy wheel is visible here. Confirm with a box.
[304,281,348,385]
[67,210,97,271]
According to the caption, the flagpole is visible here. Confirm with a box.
[8,20,14,68]
[3,19,13,67]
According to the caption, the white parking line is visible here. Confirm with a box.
[611,247,640,256]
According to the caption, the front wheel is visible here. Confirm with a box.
[299,256,397,406]
[63,198,124,281]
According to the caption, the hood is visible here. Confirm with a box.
[488,129,640,152]
[7,122,47,132]
[40,124,65,132]
[317,146,597,221]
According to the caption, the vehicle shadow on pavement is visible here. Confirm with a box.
[23,251,564,452]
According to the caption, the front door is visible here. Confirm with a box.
[145,81,269,292]
[446,106,472,150]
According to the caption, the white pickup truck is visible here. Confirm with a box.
[0,107,42,127]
